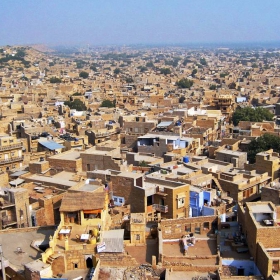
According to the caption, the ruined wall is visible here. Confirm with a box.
[98,252,138,267]
[261,187,280,205]
[256,243,271,279]
[160,216,218,239]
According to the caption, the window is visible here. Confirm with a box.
[119,198,123,204]
[113,197,118,202]
[135,234,140,240]
[178,197,185,208]
[203,222,210,229]
[250,188,253,194]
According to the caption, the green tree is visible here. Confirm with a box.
[220,73,228,78]
[232,107,274,126]
[228,82,236,89]
[50,77,62,83]
[176,78,193,89]
[114,68,121,75]
[146,61,154,68]
[200,58,207,66]
[72,92,82,96]
[183,58,192,66]
[139,160,148,167]
[100,99,115,108]
[125,77,134,83]
[138,66,148,72]
[64,99,87,111]
[160,68,171,75]
[209,84,216,90]
[17,50,26,58]
[247,134,280,163]
[90,66,97,72]
[179,96,186,103]
[79,71,89,79]
[191,69,197,77]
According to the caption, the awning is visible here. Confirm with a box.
[9,178,25,186]
[10,170,28,177]
[157,121,173,128]
[38,140,65,150]
[83,210,102,214]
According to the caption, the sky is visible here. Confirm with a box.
[1,0,280,46]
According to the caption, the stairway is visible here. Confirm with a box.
[212,177,223,193]
[46,255,55,265]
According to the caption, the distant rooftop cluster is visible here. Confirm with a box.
[0,45,280,280]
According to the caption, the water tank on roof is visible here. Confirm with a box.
[183,156,189,163]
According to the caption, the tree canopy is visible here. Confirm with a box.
[125,77,134,83]
[160,68,171,75]
[146,61,154,68]
[50,77,62,83]
[232,107,274,126]
[114,68,121,75]
[72,92,82,96]
[191,69,197,77]
[200,58,207,66]
[179,96,186,103]
[64,99,87,111]
[79,71,89,79]
[247,134,280,163]
[100,99,115,108]
[176,78,193,89]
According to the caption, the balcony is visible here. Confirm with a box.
[0,143,22,152]
[0,156,24,165]
[2,218,17,227]
[152,204,168,213]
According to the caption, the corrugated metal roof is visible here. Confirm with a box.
[10,170,28,177]
[38,140,65,150]
[101,229,124,253]
[157,121,173,128]
[9,178,25,186]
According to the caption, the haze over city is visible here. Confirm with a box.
[2,1,280,279]
[1,0,280,46]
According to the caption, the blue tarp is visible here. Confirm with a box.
[38,140,65,150]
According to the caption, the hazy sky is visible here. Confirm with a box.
[1,0,280,46]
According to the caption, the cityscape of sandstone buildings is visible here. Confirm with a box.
[0,45,280,279]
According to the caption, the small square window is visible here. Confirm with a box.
[178,198,185,208]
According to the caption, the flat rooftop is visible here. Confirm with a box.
[48,150,81,161]
[250,203,274,213]
[163,239,217,260]
[216,149,246,156]
[117,171,143,179]
[0,227,55,272]
[27,171,78,187]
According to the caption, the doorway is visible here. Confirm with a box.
[86,256,93,268]
[238,268,244,276]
